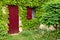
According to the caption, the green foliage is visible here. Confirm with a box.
[3,29,57,40]
[40,1,60,26]
[0,0,60,29]
[0,0,59,39]
[0,5,8,40]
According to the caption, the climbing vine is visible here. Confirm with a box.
[0,0,60,39]
[39,4,60,26]
[0,0,60,30]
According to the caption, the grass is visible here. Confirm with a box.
[1,28,58,40]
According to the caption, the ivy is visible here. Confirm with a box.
[0,0,60,39]
[41,3,60,26]
[0,0,60,30]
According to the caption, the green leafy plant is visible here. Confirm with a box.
[42,4,60,26]
[0,0,60,40]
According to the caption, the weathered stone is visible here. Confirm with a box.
[49,25,56,31]
[39,24,47,30]
[19,27,23,33]
[2,6,6,14]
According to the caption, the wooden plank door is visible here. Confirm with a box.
[8,5,19,34]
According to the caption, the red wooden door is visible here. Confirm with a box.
[8,5,19,34]
[27,7,32,20]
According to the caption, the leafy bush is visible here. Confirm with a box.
[0,5,8,40]
[0,0,60,29]
[39,0,60,26]
[0,0,59,39]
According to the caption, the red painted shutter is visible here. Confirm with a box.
[8,5,19,34]
[27,7,32,20]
